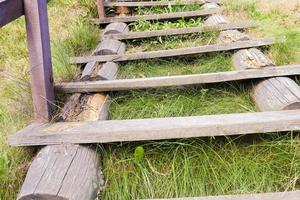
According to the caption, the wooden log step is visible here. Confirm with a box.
[8,109,300,146]
[55,65,300,93]
[94,39,126,55]
[91,9,219,24]
[232,48,274,70]
[102,22,129,35]
[252,77,300,111]
[219,30,250,43]
[103,22,255,40]
[202,2,219,9]
[70,38,276,64]
[146,190,300,200]
[104,0,206,7]
[17,144,103,200]
[204,14,228,26]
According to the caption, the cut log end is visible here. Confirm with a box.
[252,77,300,111]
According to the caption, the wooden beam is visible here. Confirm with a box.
[91,9,219,24]
[145,190,300,200]
[104,0,205,7]
[0,0,24,27]
[104,22,255,40]
[70,38,276,64]
[55,65,300,93]
[96,0,105,19]
[24,0,54,122]
[8,109,300,146]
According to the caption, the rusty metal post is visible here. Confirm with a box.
[96,0,106,19]
[24,0,54,122]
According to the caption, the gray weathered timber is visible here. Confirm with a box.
[102,22,129,35]
[103,22,255,40]
[204,14,227,26]
[146,190,300,200]
[8,109,300,146]
[70,38,276,64]
[202,2,219,9]
[91,9,219,24]
[55,65,300,93]
[97,61,119,80]
[252,77,300,111]
[24,0,54,122]
[219,30,250,43]
[17,144,102,200]
[17,32,122,199]
[94,39,126,55]
[0,0,24,27]
[232,48,274,70]
[104,0,205,7]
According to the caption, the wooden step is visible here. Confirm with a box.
[70,38,276,64]
[145,190,300,200]
[103,22,255,40]
[104,0,206,7]
[8,109,300,146]
[55,65,300,93]
[91,9,219,24]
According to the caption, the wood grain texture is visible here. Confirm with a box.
[8,109,300,146]
[104,0,205,7]
[17,144,102,200]
[0,0,24,27]
[55,65,300,93]
[70,38,276,64]
[204,14,227,26]
[103,22,255,40]
[203,2,219,9]
[17,32,122,199]
[91,9,219,24]
[24,0,54,122]
[218,30,250,43]
[102,22,129,35]
[94,39,126,55]
[146,190,300,200]
[232,48,274,70]
[252,77,300,111]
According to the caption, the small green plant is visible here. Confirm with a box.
[134,146,145,163]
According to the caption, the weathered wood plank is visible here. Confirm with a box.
[104,0,205,7]
[70,38,276,64]
[103,22,255,40]
[0,0,24,27]
[8,109,300,146]
[55,65,300,93]
[146,190,300,200]
[91,9,219,24]
[24,0,54,122]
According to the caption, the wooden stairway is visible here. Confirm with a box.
[7,0,300,199]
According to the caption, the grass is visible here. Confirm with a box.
[0,0,300,199]
[109,83,256,120]
[100,134,300,199]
